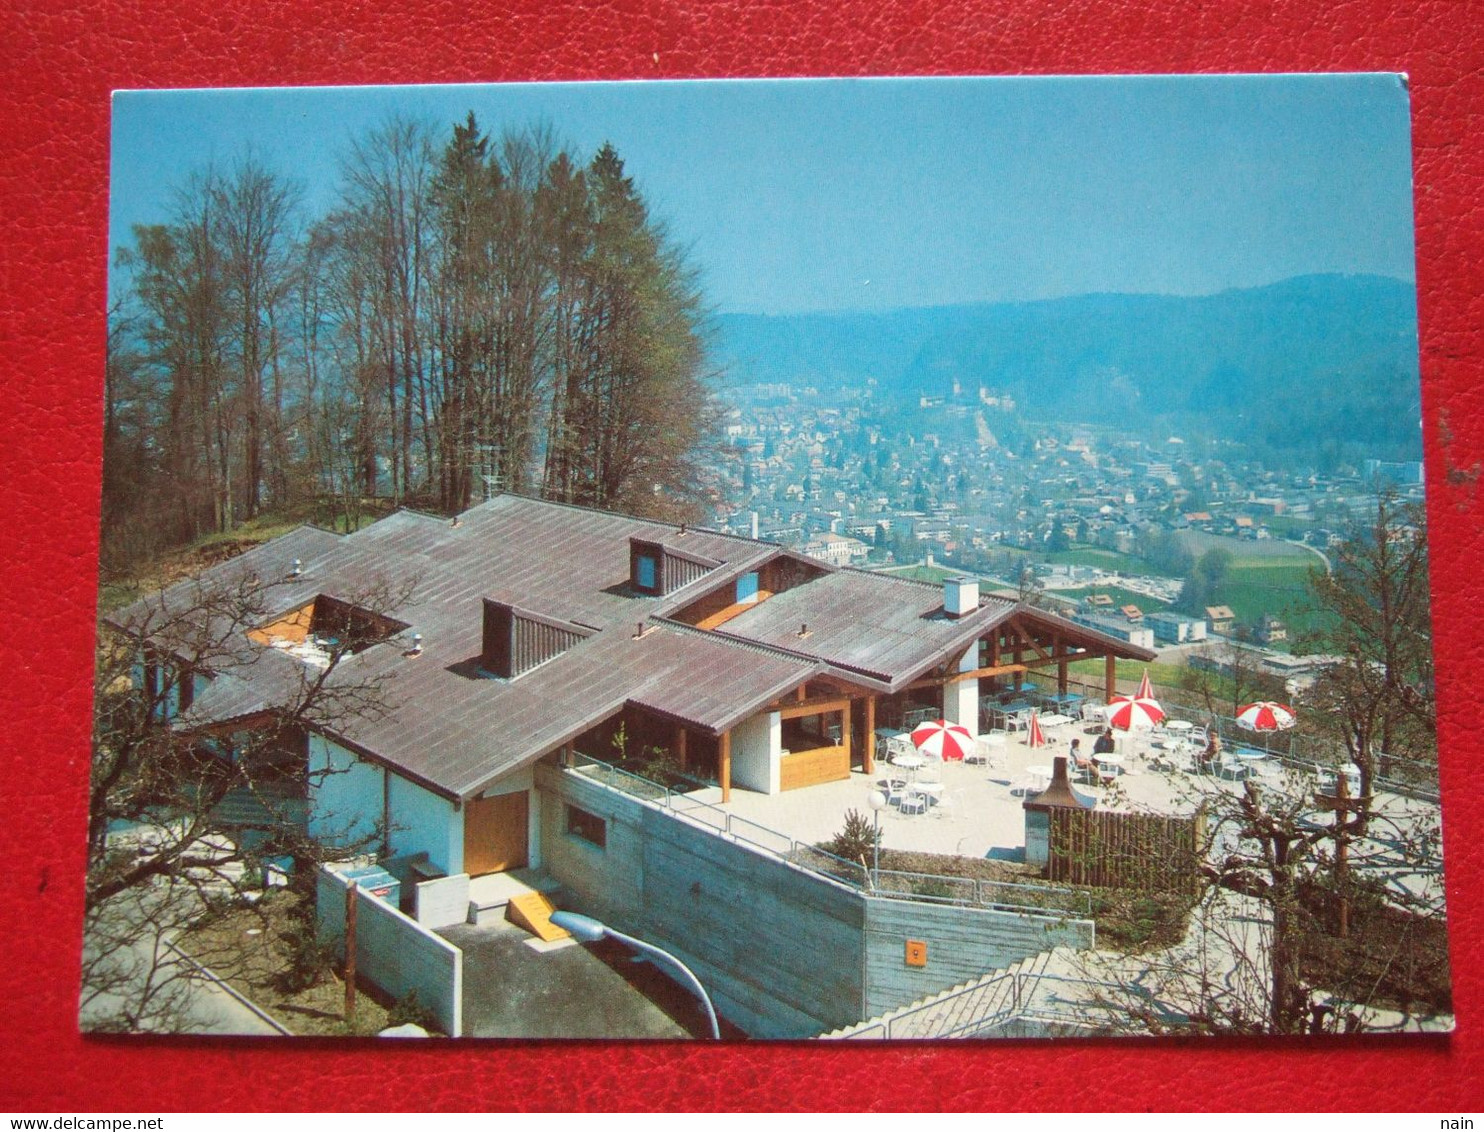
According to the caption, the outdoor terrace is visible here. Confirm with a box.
[569,712,1442,913]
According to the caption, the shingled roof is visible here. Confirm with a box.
[110,494,1153,800]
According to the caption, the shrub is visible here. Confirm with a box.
[275,913,337,993]
[387,990,441,1033]
[821,809,880,865]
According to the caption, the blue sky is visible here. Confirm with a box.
[110,74,1417,315]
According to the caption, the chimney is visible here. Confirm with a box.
[943,576,979,618]
[1022,755,1094,870]
[750,511,760,540]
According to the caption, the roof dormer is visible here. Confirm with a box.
[481,599,595,679]
[628,536,720,597]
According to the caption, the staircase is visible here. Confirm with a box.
[466,867,562,927]
[820,949,1062,1040]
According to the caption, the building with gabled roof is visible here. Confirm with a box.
[109,493,1154,887]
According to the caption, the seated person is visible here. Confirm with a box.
[1093,727,1116,756]
[1201,733,1223,772]
[1069,737,1095,780]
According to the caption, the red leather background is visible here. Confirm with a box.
[2,0,1481,1113]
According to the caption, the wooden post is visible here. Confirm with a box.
[840,700,852,769]
[1104,653,1117,702]
[863,694,876,775]
[676,726,688,773]
[719,730,732,803]
[1057,657,1069,696]
[344,880,358,1023]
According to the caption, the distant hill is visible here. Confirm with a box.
[711,274,1423,458]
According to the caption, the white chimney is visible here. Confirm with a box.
[750,510,760,540]
[944,576,979,618]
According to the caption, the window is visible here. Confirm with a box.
[566,804,607,849]
[736,571,760,604]
[636,554,658,592]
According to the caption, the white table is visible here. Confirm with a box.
[1164,720,1194,735]
[1024,764,1053,792]
[1038,713,1074,730]
[891,751,927,780]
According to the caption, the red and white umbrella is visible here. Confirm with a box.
[910,719,974,761]
[1105,694,1166,731]
[1236,701,1297,732]
[1136,669,1156,701]
[1026,711,1047,749]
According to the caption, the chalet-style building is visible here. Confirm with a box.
[1206,604,1236,634]
[110,495,1154,885]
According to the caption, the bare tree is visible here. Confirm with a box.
[1298,489,1435,823]
[1070,763,1446,1036]
[85,567,415,1032]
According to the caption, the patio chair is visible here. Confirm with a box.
[1080,700,1106,723]
[876,775,908,806]
[899,787,928,815]
[966,733,1004,767]
[1217,755,1249,782]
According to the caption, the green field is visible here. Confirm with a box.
[1044,548,1171,576]
[1214,561,1332,646]
[1076,585,1166,613]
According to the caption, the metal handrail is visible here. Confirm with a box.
[568,753,1085,918]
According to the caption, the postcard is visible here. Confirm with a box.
[89,74,1446,1040]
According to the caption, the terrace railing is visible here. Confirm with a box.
[1059,674,1440,803]
[568,752,1091,919]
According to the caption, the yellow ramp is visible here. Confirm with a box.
[506,892,571,942]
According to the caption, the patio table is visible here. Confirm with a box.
[1038,713,1073,730]
[1164,720,1194,734]
[890,750,927,780]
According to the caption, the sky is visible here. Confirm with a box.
[109,74,1418,316]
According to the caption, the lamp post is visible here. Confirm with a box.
[549,910,721,1040]
[866,788,888,889]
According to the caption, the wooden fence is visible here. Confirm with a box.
[1046,806,1206,893]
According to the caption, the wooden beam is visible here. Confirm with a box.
[863,694,876,775]
[778,696,852,721]
[764,691,851,716]
[908,663,1026,692]
[1005,615,1052,662]
[1105,653,1117,702]
[719,730,732,803]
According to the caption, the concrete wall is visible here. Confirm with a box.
[537,763,865,1038]
[731,711,780,794]
[414,873,471,929]
[317,866,463,1036]
[308,735,383,849]
[862,897,1094,1018]
[536,762,1096,1037]
[942,644,980,738]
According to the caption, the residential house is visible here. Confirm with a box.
[1206,605,1236,634]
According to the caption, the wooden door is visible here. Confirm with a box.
[463,790,529,876]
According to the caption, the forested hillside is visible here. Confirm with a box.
[104,114,713,573]
[714,274,1422,461]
